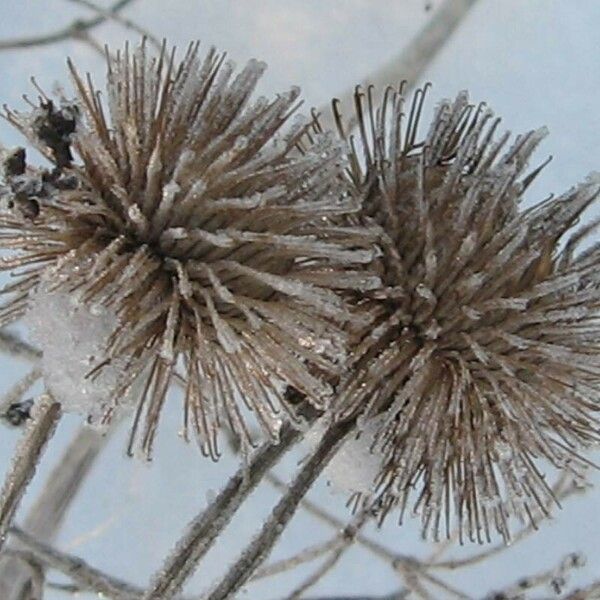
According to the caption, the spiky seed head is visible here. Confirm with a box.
[332,86,600,542]
[0,41,381,459]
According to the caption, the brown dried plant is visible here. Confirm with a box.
[329,86,600,544]
[0,40,381,459]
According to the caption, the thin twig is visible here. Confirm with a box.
[205,419,356,600]
[286,510,372,600]
[279,593,409,600]
[0,395,61,551]
[67,0,161,49]
[0,425,107,599]
[252,538,342,581]
[316,0,479,131]
[9,527,142,600]
[0,330,41,362]
[266,469,468,600]
[144,425,302,600]
[0,367,41,422]
[265,471,414,573]
[0,0,136,51]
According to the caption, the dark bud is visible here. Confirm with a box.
[13,192,40,219]
[4,398,34,427]
[42,168,79,191]
[551,576,566,594]
[3,147,26,177]
[33,100,77,168]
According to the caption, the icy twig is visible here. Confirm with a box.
[67,0,161,49]
[0,367,41,424]
[0,330,40,362]
[478,551,586,600]
[252,538,342,581]
[0,425,106,599]
[0,395,61,551]
[430,475,581,571]
[278,593,409,600]
[9,527,143,600]
[285,510,372,600]
[316,0,479,130]
[265,470,466,599]
[0,0,137,51]
[205,418,356,600]
[144,425,301,600]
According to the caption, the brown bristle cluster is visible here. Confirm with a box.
[0,42,381,459]
[333,86,600,542]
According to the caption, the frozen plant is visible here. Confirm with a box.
[0,40,381,459]
[328,86,600,543]
[0,1,599,599]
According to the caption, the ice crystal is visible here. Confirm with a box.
[26,285,132,424]
[0,41,380,458]
[330,86,600,542]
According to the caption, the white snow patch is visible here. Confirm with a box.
[304,416,384,496]
[26,287,133,425]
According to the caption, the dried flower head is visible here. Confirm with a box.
[0,42,380,458]
[331,86,600,542]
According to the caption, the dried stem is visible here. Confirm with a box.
[144,425,302,599]
[9,527,142,600]
[0,367,41,420]
[285,510,372,600]
[252,538,342,581]
[0,0,137,51]
[0,330,41,362]
[0,395,61,550]
[67,0,161,49]
[205,418,356,600]
[317,0,479,130]
[0,425,107,599]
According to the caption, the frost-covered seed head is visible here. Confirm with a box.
[0,41,381,459]
[331,85,600,542]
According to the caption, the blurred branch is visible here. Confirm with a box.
[0,424,108,599]
[144,425,302,600]
[67,0,161,49]
[9,527,142,600]
[286,510,372,600]
[0,330,41,362]
[205,419,355,600]
[0,0,136,51]
[317,0,479,130]
[280,594,409,600]
[0,396,61,551]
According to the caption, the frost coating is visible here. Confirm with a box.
[330,87,600,542]
[26,288,131,424]
[0,41,381,459]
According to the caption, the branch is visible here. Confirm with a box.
[279,594,409,600]
[0,425,107,599]
[0,0,136,51]
[204,418,355,600]
[144,425,302,599]
[67,0,161,49]
[285,510,372,600]
[0,395,61,551]
[0,330,41,362]
[9,527,142,600]
[316,0,479,130]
